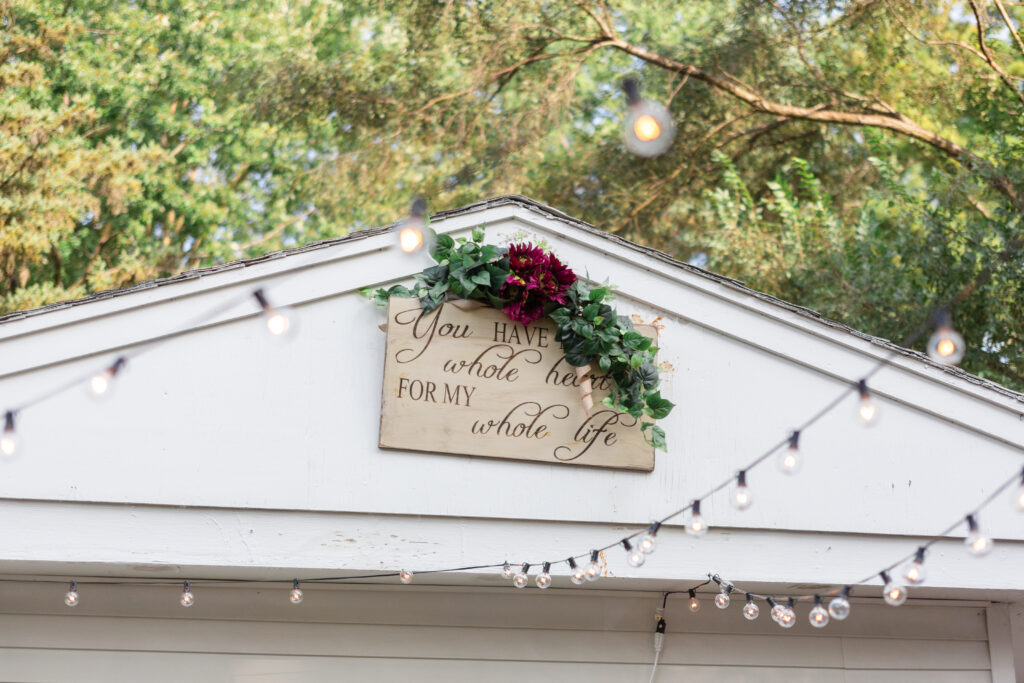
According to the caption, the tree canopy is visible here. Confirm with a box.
[3,0,1024,388]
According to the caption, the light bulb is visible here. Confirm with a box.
[881,572,907,606]
[902,548,927,585]
[180,581,195,607]
[686,500,708,538]
[732,471,752,510]
[399,569,413,584]
[857,379,878,426]
[778,432,802,474]
[1,411,20,460]
[289,579,303,604]
[768,598,785,623]
[568,558,586,585]
[585,551,601,582]
[828,587,851,620]
[502,562,515,580]
[965,514,993,557]
[398,198,428,254]
[64,581,79,607]
[778,606,796,629]
[536,562,552,589]
[742,595,760,620]
[808,597,829,628]
[688,590,701,612]
[926,310,965,365]
[639,522,660,554]
[89,357,125,399]
[621,78,675,157]
[513,563,530,589]
[714,587,732,609]
[253,289,295,338]
[623,539,645,567]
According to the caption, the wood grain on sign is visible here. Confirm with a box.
[379,297,657,471]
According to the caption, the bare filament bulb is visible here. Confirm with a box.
[808,596,829,628]
[732,471,752,510]
[536,562,552,589]
[513,563,530,589]
[828,587,851,620]
[399,569,414,584]
[0,411,20,460]
[180,581,195,607]
[778,431,802,474]
[289,579,303,604]
[965,514,993,557]
[743,594,760,620]
[686,500,708,538]
[902,548,927,585]
[688,589,701,612]
[927,309,966,365]
[568,557,586,585]
[64,581,79,607]
[398,198,427,253]
[621,79,675,157]
[623,539,645,567]
[585,551,601,582]
[857,379,878,426]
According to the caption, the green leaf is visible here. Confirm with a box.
[589,288,607,303]
[472,226,485,242]
[598,355,611,372]
[647,426,667,451]
[470,270,491,286]
[630,353,642,369]
[582,303,599,320]
[644,391,674,419]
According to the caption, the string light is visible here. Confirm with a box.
[252,289,293,337]
[778,598,796,628]
[902,547,927,585]
[732,470,752,510]
[89,357,126,398]
[685,500,708,537]
[856,379,878,426]
[568,557,586,585]
[621,78,675,157]
[639,522,660,554]
[926,308,966,365]
[714,584,733,609]
[1013,467,1024,512]
[399,569,414,584]
[767,597,784,623]
[1,411,19,459]
[964,514,993,556]
[880,570,907,606]
[63,580,79,607]
[623,539,645,567]
[536,562,552,589]
[687,589,701,612]
[289,579,304,604]
[501,562,514,580]
[513,563,530,588]
[828,586,851,620]
[778,431,802,474]
[398,198,427,254]
[808,595,829,627]
[585,550,601,582]
[180,580,195,607]
[742,594,760,620]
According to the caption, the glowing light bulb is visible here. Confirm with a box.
[965,514,993,557]
[289,579,303,604]
[808,596,829,628]
[399,569,414,584]
[926,310,966,365]
[585,551,601,582]
[902,547,927,585]
[621,79,675,157]
[623,539,645,567]
[639,522,660,554]
[252,289,295,338]
[536,562,552,589]
[856,379,878,426]
[778,431,802,474]
[89,357,125,398]
[398,198,428,254]
[1,411,20,460]
[688,589,701,612]
[778,600,796,629]
[64,581,79,607]
[880,571,907,606]
[714,586,732,609]
[513,563,530,589]
[568,558,586,585]
[1013,469,1024,513]
[686,500,708,538]
[732,471,752,510]
[743,594,760,620]
[768,598,785,623]
[502,562,515,580]
[828,587,851,620]
[180,581,195,607]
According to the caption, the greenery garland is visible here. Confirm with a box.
[363,228,673,450]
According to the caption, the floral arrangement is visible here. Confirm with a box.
[363,228,673,450]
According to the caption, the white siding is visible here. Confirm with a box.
[0,581,998,682]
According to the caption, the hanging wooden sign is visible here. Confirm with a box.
[379,297,657,471]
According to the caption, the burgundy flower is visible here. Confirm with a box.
[500,243,577,325]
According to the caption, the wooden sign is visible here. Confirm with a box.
[379,297,656,471]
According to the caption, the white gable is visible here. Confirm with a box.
[0,195,1021,599]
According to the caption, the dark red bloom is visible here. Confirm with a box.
[500,243,577,325]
